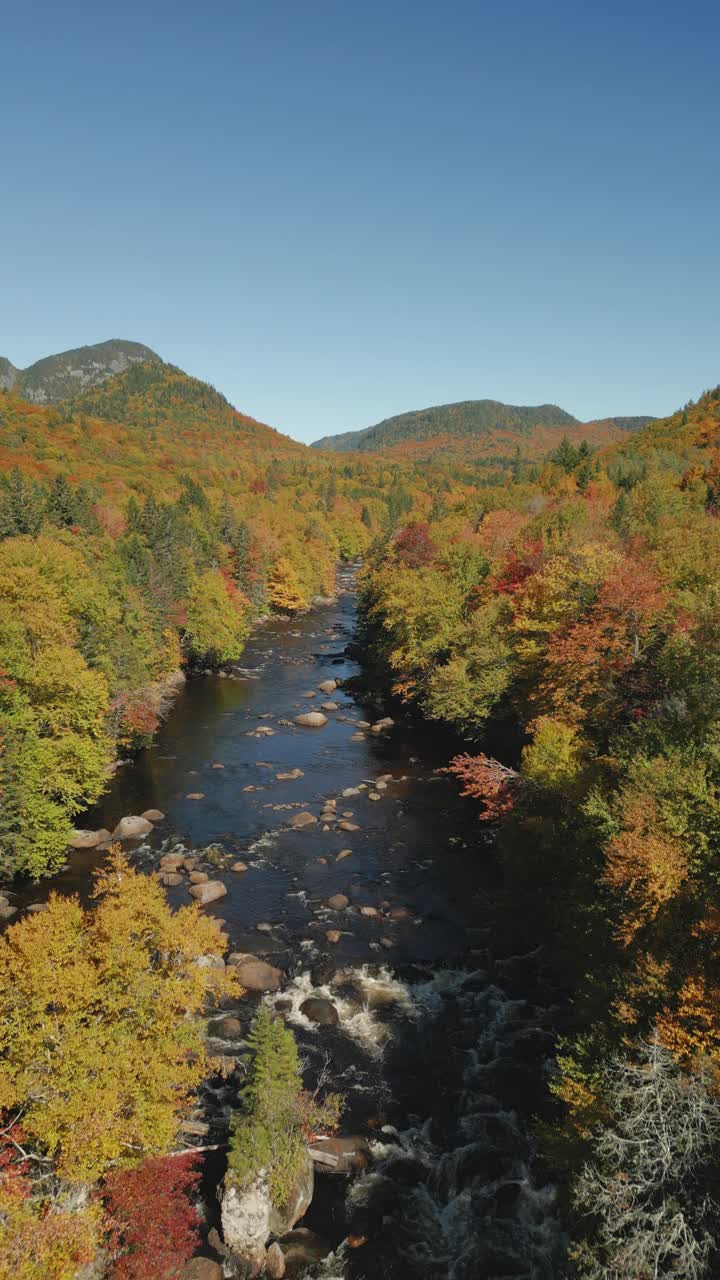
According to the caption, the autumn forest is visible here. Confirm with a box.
[1,346,720,1277]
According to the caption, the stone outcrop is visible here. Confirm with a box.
[221,1153,313,1275]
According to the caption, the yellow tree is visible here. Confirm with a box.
[267,557,307,612]
[0,851,241,1182]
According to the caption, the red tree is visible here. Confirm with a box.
[393,522,436,568]
[102,1154,201,1280]
[445,752,522,820]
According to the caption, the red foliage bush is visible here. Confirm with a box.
[490,538,544,595]
[102,1154,200,1280]
[393,521,436,568]
[445,752,521,820]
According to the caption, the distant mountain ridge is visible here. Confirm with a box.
[0,339,161,403]
[312,399,654,453]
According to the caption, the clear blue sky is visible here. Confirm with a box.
[2,0,718,442]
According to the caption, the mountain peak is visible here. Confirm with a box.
[0,339,162,403]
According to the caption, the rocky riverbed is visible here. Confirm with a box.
[11,565,567,1277]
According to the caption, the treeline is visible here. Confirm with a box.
[360,385,720,1276]
[0,364,442,881]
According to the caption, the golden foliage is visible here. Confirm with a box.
[0,851,240,1182]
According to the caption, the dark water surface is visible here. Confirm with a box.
[21,567,566,1278]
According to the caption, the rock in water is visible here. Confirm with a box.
[215,1015,243,1038]
[277,1229,332,1270]
[310,1135,371,1173]
[289,811,317,829]
[318,679,337,694]
[111,815,153,840]
[141,808,165,821]
[327,893,349,910]
[220,1179,271,1274]
[221,1154,313,1271]
[180,1260,223,1280]
[294,711,328,728]
[188,880,227,905]
[300,997,339,1026]
[230,958,282,992]
[265,1243,285,1278]
[69,828,112,849]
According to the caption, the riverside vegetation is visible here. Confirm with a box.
[1,346,720,1276]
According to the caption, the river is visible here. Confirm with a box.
[20,565,567,1278]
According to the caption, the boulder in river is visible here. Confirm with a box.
[180,1259,224,1280]
[289,811,317,829]
[371,717,395,733]
[327,893,349,910]
[231,861,249,872]
[277,1228,332,1273]
[221,1153,313,1272]
[320,701,338,711]
[317,679,337,694]
[160,855,184,871]
[141,808,165,822]
[276,768,304,780]
[310,1135,371,1173]
[189,871,209,884]
[294,712,328,728]
[325,929,342,944]
[161,872,184,887]
[112,815,153,840]
[338,821,359,833]
[69,828,112,849]
[230,958,282,992]
[215,1015,243,1039]
[186,792,205,800]
[265,1243,286,1278]
[189,880,227,905]
[300,996,339,1026]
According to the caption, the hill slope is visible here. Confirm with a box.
[313,399,654,456]
[0,339,161,403]
[313,399,579,452]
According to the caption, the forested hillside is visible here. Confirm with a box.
[313,396,653,456]
[0,360,437,879]
[360,384,720,1274]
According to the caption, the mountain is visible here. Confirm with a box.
[0,339,161,403]
[312,399,654,456]
[312,400,580,452]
